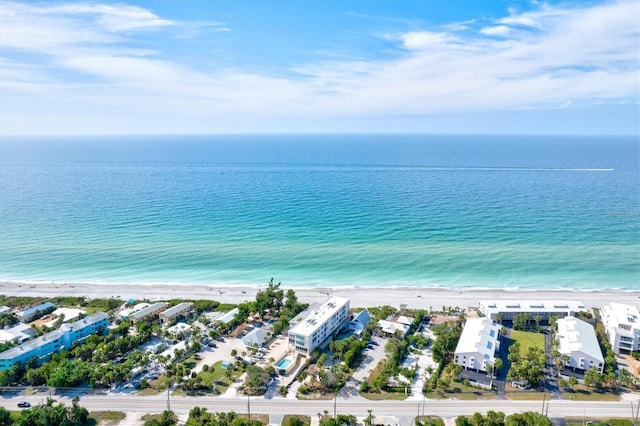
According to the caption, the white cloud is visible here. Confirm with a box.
[0,0,638,134]
[400,31,457,50]
[480,25,511,36]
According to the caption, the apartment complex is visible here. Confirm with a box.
[600,302,640,354]
[0,312,108,370]
[454,317,500,373]
[16,302,56,323]
[129,302,168,323]
[159,303,193,324]
[479,300,586,322]
[288,296,350,355]
[556,316,604,373]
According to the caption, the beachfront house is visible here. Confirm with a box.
[129,302,168,323]
[16,302,56,323]
[288,296,350,355]
[215,307,239,326]
[159,302,193,325]
[349,309,371,338]
[556,316,604,373]
[454,317,500,373]
[0,312,108,371]
[600,302,640,354]
[478,300,586,323]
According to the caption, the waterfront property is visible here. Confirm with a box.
[288,296,350,355]
[159,302,193,324]
[454,317,500,373]
[478,300,586,323]
[349,309,371,337]
[377,318,411,337]
[129,302,168,323]
[0,323,35,344]
[0,312,108,370]
[556,316,604,374]
[600,302,640,354]
[16,302,55,323]
[215,307,239,325]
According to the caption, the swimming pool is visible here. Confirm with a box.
[275,358,292,369]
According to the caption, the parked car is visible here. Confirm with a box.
[17,402,31,408]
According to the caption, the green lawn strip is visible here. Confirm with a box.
[510,330,545,354]
[415,416,445,426]
[565,418,632,426]
[562,388,621,401]
[89,411,126,425]
[282,415,311,426]
[360,391,409,400]
[236,414,269,424]
[505,391,547,400]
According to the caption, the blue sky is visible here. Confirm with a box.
[1,0,638,135]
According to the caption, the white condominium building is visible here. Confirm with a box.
[288,296,350,355]
[454,317,500,373]
[479,300,586,322]
[600,302,640,354]
[0,312,109,371]
[556,316,604,373]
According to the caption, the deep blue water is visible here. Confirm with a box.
[0,134,638,289]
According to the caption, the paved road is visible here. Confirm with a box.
[3,393,638,419]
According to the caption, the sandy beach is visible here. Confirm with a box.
[1,281,637,311]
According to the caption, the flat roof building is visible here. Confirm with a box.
[129,302,168,323]
[159,303,193,324]
[454,317,500,373]
[479,300,586,322]
[0,312,108,371]
[0,324,35,344]
[600,302,640,354]
[556,316,604,374]
[288,296,350,355]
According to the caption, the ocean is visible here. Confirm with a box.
[0,134,638,291]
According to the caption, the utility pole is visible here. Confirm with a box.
[333,394,337,419]
[541,391,546,414]
[166,386,170,412]
[247,391,251,425]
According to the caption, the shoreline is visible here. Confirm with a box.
[2,280,637,310]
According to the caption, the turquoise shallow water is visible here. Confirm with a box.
[0,134,638,290]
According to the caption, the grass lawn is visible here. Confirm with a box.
[510,330,544,354]
[562,386,621,401]
[359,360,409,400]
[361,390,409,400]
[192,360,244,394]
[89,411,126,425]
[505,391,547,400]
[416,416,445,426]
[282,415,311,426]
[566,418,632,426]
